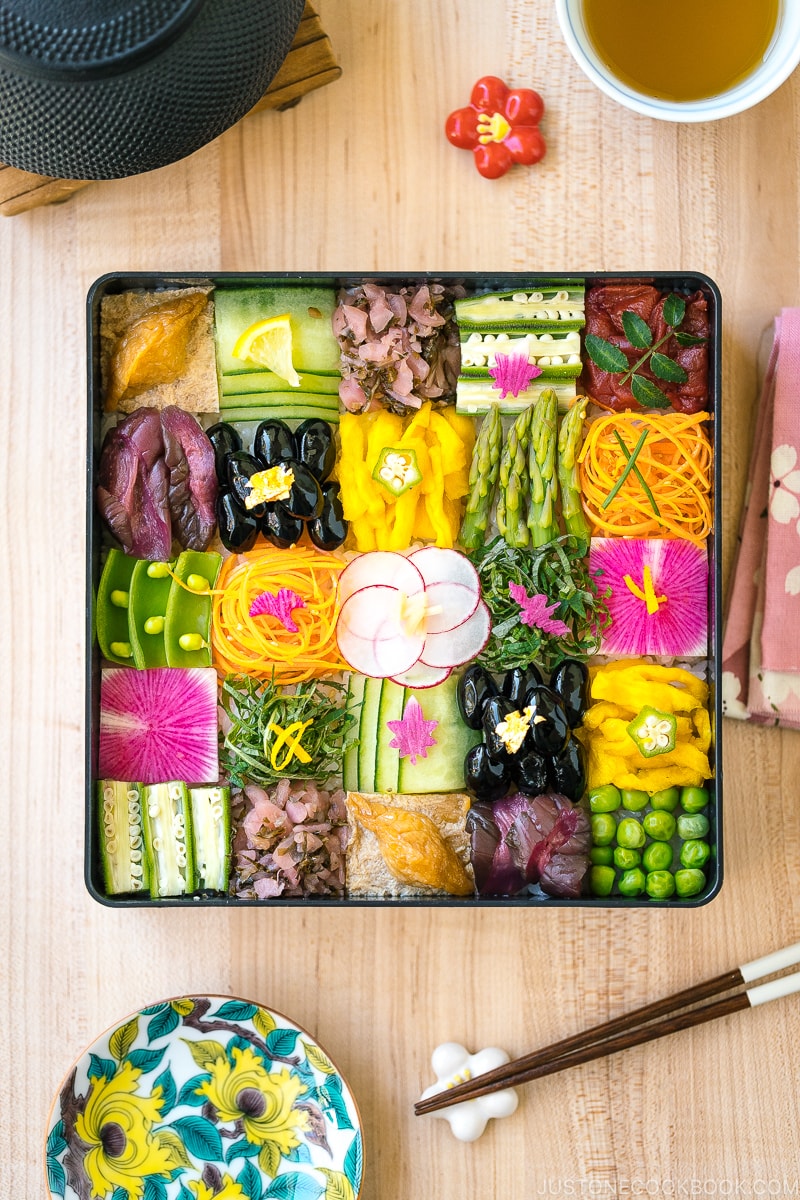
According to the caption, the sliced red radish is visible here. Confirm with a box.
[422,579,480,634]
[418,599,492,668]
[389,662,452,689]
[337,551,425,607]
[337,584,425,677]
[408,546,481,593]
[99,667,218,785]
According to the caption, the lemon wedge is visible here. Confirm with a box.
[231,314,301,386]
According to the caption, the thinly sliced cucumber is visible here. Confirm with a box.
[222,371,340,396]
[357,677,384,793]
[97,780,148,895]
[219,405,340,425]
[214,287,341,376]
[343,674,366,792]
[189,786,231,892]
[219,390,338,410]
[397,674,481,794]
[374,680,405,793]
[142,782,196,898]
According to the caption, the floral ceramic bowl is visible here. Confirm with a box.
[44,995,363,1200]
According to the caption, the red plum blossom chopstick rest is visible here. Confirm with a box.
[445,76,546,179]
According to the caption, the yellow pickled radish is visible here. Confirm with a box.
[231,314,301,387]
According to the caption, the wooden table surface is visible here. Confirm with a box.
[2,2,800,1195]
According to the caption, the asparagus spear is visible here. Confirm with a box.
[557,394,591,540]
[496,406,533,549]
[459,405,503,551]
[527,387,560,547]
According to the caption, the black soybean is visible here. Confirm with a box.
[549,738,586,803]
[550,658,590,728]
[206,422,242,484]
[278,459,324,520]
[457,664,498,729]
[464,744,513,803]
[254,419,296,467]
[513,749,551,796]
[481,695,518,761]
[295,418,336,481]
[216,490,259,553]
[524,685,570,756]
[260,504,304,550]
[502,664,544,709]
[226,451,267,516]
[308,482,348,550]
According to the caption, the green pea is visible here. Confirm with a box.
[680,839,711,869]
[621,788,649,812]
[675,868,706,897]
[681,786,709,813]
[144,615,166,636]
[651,786,680,811]
[642,841,673,872]
[618,867,646,897]
[590,865,616,896]
[677,813,710,840]
[589,784,622,813]
[186,573,211,593]
[147,561,172,578]
[645,870,676,900]
[110,589,130,608]
[613,846,642,870]
[591,813,617,846]
[616,817,645,849]
[589,846,614,866]
[178,632,209,652]
[642,810,676,842]
[109,641,133,658]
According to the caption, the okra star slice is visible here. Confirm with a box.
[142,781,196,898]
[97,780,148,895]
[189,786,231,892]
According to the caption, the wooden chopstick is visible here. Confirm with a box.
[414,940,800,1116]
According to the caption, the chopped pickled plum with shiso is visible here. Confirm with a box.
[99,667,218,784]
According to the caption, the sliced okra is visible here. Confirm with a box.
[189,785,231,892]
[97,780,148,895]
[141,782,196,898]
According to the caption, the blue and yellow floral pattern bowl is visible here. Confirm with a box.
[45,995,363,1200]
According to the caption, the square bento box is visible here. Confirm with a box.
[85,271,722,908]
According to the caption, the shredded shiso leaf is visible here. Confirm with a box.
[471,535,611,673]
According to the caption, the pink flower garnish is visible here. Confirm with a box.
[249,588,307,633]
[386,696,438,765]
[488,351,542,399]
[509,582,570,636]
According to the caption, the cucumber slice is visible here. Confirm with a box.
[397,674,481,794]
[219,405,340,425]
[343,674,366,792]
[96,548,137,665]
[374,680,405,793]
[97,780,148,895]
[214,287,341,376]
[189,786,231,892]
[142,781,196,898]
[357,677,384,793]
[222,371,340,396]
[219,391,338,410]
[128,558,172,669]
[163,550,221,668]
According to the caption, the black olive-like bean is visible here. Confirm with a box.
[464,744,513,803]
[457,664,498,729]
[206,422,242,484]
[308,482,348,550]
[502,663,544,709]
[549,738,586,803]
[226,451,268,517]
[277,459,324,521]
[550,658,590,728]
[512,749,551,796]
[216,490,259,553]
[259,504,305,550]
[523,684,571,756]
[254,419,296,467]
[481,695,519,761]
[295,418,336,481]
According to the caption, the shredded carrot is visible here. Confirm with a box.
[577,412,713,546]
[211,543,348,683]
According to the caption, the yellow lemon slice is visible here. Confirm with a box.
[231,313,301,386]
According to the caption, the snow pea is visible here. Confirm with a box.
[163,550,222,669]
[128,559,173,669]
[96,548,137,665]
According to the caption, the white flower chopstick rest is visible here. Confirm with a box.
[419,1042,519,1141]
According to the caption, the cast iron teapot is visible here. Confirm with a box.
[0,0,305,179]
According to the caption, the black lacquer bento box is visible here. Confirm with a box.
[85,271,723,908]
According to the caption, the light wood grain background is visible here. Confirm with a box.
[2,2,800,1196]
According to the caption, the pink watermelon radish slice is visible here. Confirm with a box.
[99,667,219,785]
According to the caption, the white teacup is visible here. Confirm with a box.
[555,0,800,122]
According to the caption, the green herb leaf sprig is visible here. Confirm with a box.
[220,674,354,789]
[471,535,612,673]
[585,293,706,410]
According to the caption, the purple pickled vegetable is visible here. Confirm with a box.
[526,792,591,857]
[96,407,171,560]
[470,790,589,899]
[466,802,500,893]
[161,405,218,550]
[540,853,587,899]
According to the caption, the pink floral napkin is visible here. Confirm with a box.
[721,309,800,727]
